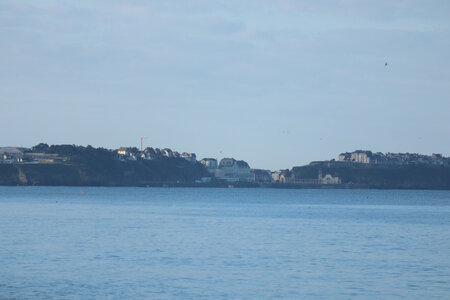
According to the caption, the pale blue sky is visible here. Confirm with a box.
[1,0,449,169]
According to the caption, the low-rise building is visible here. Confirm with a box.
[0,147,26,163]
[117,147,130,156]
[162,148,173,157]
[117,147,137,160]
[181,152,197,162]
[251,169,272,183]
[200,158,218,169]
[338,152,351,162]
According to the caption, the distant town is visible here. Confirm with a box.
[1,144,449,189]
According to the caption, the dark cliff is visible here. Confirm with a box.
[292,162,450,189]
[0,145,209,186]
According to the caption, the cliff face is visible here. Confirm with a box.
[292,162,450,189]
[0,159,209,186]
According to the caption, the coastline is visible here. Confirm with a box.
[1,145,449,190]
[2,182,449,191]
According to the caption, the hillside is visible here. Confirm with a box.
[0,144,209,186]
[291,162,450,189]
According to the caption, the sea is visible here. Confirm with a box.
[0,187,449,299]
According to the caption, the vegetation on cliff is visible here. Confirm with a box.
[0,144,209,186]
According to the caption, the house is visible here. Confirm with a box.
[140,152,155,160]
[0,147,27,163]
[117,147,137,160]
[271,170,283,182]
[338,152,351,162]
[162,148,173,157]
[181,152,197,163]
[142,147,157,160]
[272,169,292,183]
[250,169,272,183]
[117,147,130,156]
[200,158,218,169]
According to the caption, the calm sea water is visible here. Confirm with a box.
[0,187,449,299]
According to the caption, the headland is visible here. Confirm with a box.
[1,144,449,189]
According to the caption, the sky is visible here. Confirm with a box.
[1,0,450,170]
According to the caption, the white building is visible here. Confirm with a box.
[271,170,282,182]
[350,150,372,163]
[213,158,254,183]
[201,158,253,182]
[321,174,341,184]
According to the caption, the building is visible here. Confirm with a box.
[338,152,351,162]
[320,174,341,184]
[141,147,157,160]
[162,148,173,157]
[250,169,272,183]
[0,147,26,163]
[117,147,137,160]
[338,150,450,166]
[214,158,253,182]
[339,150,376,164]
[117,147,130,156]
[271,170,283,182]
[200,158,218,169]
[201,158,253,183]
[350,150,372,163]
[181,152,197,163]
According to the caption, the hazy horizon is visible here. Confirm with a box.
[1,1,450,170]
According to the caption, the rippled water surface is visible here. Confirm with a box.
[1,187,449,299]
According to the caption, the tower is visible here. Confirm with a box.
[140,137,148,151]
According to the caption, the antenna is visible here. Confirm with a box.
[140,137,148,151]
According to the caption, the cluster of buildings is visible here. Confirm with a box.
[0,145,342,185]
[199,158,340,185]
[0,147,25,163]
[117,147,197,162]
[117,147,279,184]
[338,150,449,166]
[5,144,447,186]
[0,147,63,164]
